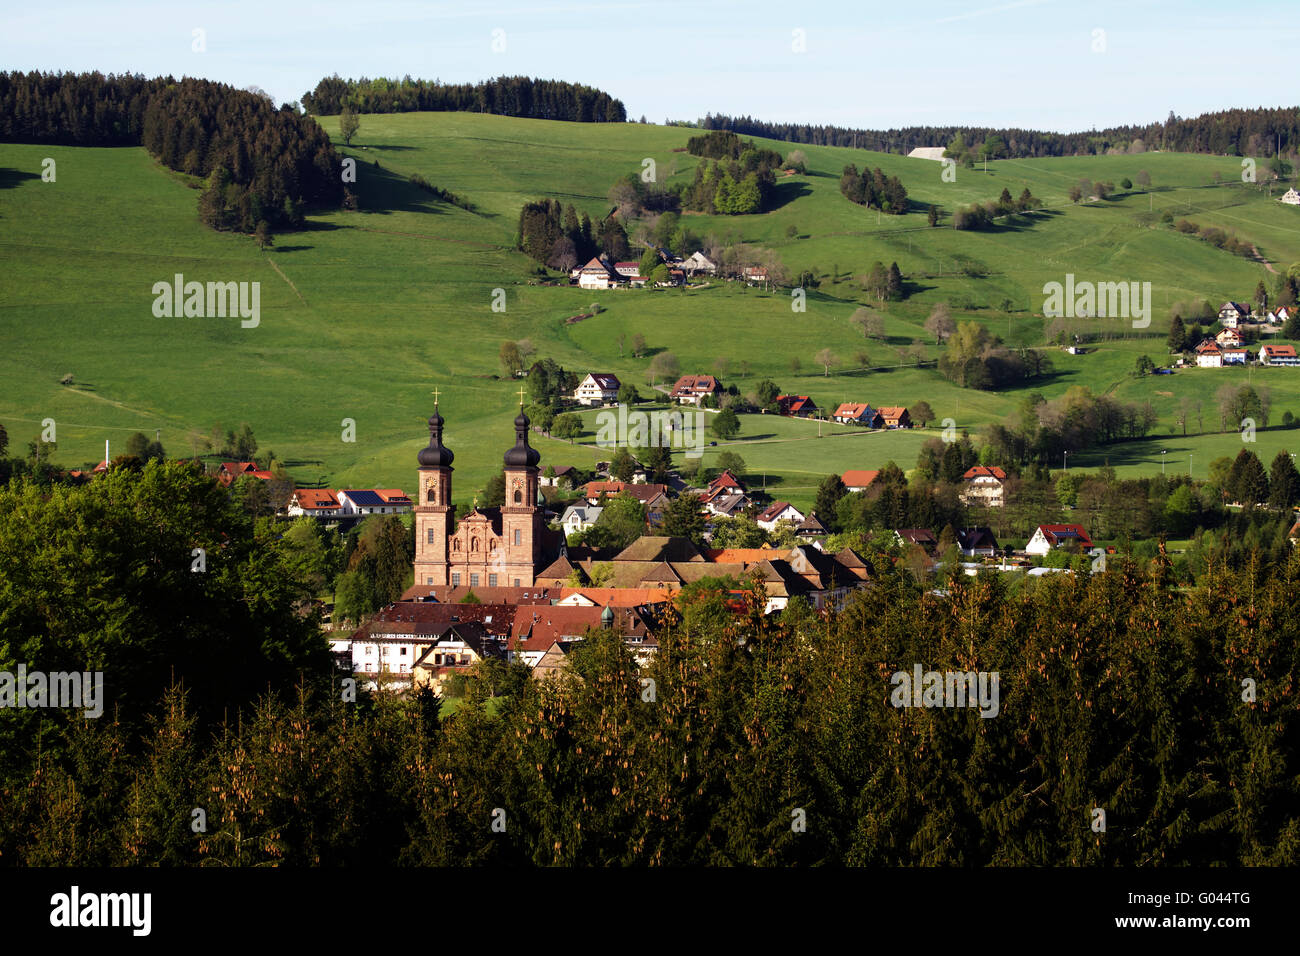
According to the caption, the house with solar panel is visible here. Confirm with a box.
[1026,523,1092,556]
[337,488,413,516]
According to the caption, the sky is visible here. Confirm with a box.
[2,0,1294,133]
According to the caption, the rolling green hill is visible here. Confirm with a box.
[4,111,1300,510]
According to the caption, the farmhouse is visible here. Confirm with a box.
[776,394,818,417]
[671,374,722,405]
[1218,302,1251,328]
[1281,188,1300,205]
[756,501,804,532]
[1195,340,1223,368]
[833,402,882,427]
[1026,524,1093,555]
[743,266,768,285]
[288,488,343,517]
[842,470,879,492]
[878,406,912,429]
[682,251,717,275]
[1215,327,1243,348]
[959,466,1007,508]
[574,372,620,405]
[1260,344,1300,366]
[577,256,619,289]
[613,261,640,278]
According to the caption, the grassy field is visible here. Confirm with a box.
[5,111,1300,510]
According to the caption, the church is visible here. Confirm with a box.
[413,402,562,588]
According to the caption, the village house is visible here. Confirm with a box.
[288,488,343,517]
[613,261,640,278]
[1026,524,1093,556]
[670,374,722,405]
[1195,340,1224,368]
[1222,347,1249,365]
[832,402,882,427]
[878,406,912,429]
[795,512,829,541]
[959,465,1008,508]
[540,464,578,489]
[842,470,880,492]
[1280,187,1300,205]
[580,480,670,522]
[743,266,769,286]
[1260,343,1300,366]
[561,504,602,536]
[681,251,717,275]
[957,527,1000,558]
[756,500,804,532]
[1215,327,1244,348]
[896,528,938,553]
[574,372,621,406]
[577,256,619,290]
[338,488,412,516]
[776,395,818,418]
[1218,302,1251,328]
[216,461,275,486]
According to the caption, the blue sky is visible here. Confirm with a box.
[2,0,1293,132]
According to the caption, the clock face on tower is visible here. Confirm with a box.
[511,478,523,503]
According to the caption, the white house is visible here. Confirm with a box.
[288,488,343,517]
[1260,344,1300,366]
[755,501,804,533]
[1215,327,1243,348]
[1219,302,1251,328]
[1222,347,1249,365]
[1026,524,1092,556]
[1281,188,1300,205]
[574,372,620,406]
[1194,340,1223,368]
[561,504,603,535]
[959,466,1008,508]
[338,489,412,516]
[577,256,618,290]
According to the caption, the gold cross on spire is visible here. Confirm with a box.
[517,385,526,406]
[431,386,440,406]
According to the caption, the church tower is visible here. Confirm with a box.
[500,406,544,587]
[413,403,454,587]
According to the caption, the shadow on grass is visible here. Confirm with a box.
[0,167,40,190]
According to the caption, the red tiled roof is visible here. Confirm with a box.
[962,466,1007,481]
[842,470,880,488]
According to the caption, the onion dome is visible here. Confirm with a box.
[417,408,454,467]
[504,409,541,468]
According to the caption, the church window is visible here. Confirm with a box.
[452,573,461,586]
[453,539,460,551]
[427,527,436,544]
[514,490,522,504]
[489,574,498,587]
[514,528,522,546]
[470,573,480,587]
[471,538,479,551]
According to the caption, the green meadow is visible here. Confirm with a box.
[5,111,1300,512]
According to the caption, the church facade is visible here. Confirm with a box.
[413,405,556,588]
